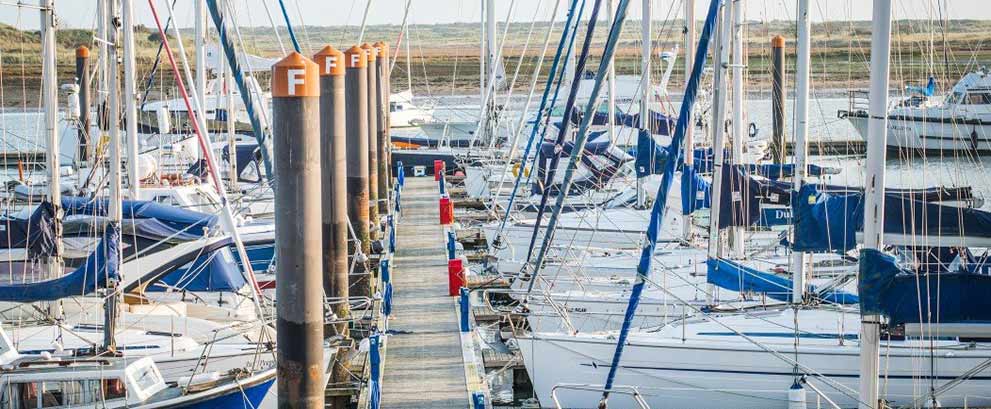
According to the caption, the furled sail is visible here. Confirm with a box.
[792,184,991,253]
[707,257,858,304]
[0,223,119,302]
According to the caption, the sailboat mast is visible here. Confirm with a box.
[104,0,123,351]
[96,0,109,144]
[40,0,63,282]
[704,0,731,303]
[485,0,497,145]
[682,0,695,240]
[405,22,413,95]
[606,0,616,144]
[122,0,140,199]
[636,0,650,208]
[728,0,744,258]
[859,1,892,408]
[195,0,207,154]
[223,25,237,192]
[480,0,487,101]
[790,0,811,303]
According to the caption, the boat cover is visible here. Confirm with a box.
[570,109,676,136]
[707,257,858,304]
[532,131,632,196]
[150,246,246,292]
[635,131,829,180]
[792,184,991,253]
[62,197,218,237]
[680,165,791,227]
[859,248,991,325]
[0,222,119,301]
[0,200,57,258]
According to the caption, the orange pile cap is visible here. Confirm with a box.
[771,35,785,48]
[360,43,377,62]
[314,45,345,77]
[76,46,90,58]
[271,52,320,98]
[344,46,367,69]
[373,41,389,59]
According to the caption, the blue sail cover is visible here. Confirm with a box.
[680,165,711,215]
[0,223,120,302]
[859,248,991,325]
[532,131,632,196]
[222,144,263,183]
[0,201,57,258]
[62,197,218,237]
[151,246,247,292]
[568,106,676,136]
[792,184,991,253]
[677,164,791,227]
[707,257,858,304]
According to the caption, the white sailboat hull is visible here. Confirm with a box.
[519,307,991,409]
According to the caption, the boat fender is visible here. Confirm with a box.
[749,122,759,138]
[787,381,807,409]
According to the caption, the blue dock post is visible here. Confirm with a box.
[447,230,457,260]
[459,287,470,332]
[472,391,486,409]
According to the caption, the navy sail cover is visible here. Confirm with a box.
[792,184,991,253]
[859,248,991,325]
[532,131,633,196]
[0,223,120,302]
[708,257,858,304]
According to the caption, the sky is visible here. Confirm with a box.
[0,0,988,30]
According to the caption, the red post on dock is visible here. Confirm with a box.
[439,196,453,225]
[448,257,465,296]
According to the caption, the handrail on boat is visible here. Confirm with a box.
[550,383,651,409]
[797,375,843,409]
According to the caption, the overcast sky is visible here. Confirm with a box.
[0,1,987,30]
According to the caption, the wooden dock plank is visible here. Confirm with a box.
[380,177,469,408]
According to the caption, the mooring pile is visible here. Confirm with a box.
[271,41,399,408]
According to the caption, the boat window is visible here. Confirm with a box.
[153,194,181,207]
[102,379,127,400]
[964,91,991,105]
[947,91,964,105]
[390,102,402,112]
[0,381,105,408]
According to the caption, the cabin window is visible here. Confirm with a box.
[0,381,104,408]
[153,194,181,207]
[390,102,401,112]
[964,91,991,105]
[947,91,964,105]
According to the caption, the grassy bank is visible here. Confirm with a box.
[0,19,989,106]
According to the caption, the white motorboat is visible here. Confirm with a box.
[389,90,434,128]
[840,70,991,153]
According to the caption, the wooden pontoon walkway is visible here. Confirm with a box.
[380,176,469,408]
